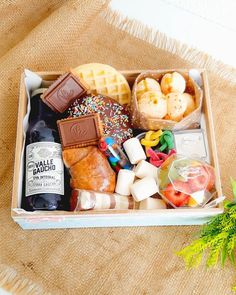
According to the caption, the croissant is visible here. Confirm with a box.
[63,146,116,193]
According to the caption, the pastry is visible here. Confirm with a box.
[68,94,133,145]
[182,93,195,116]
[63,146,116,192]
[166,92,187,121]
[160,72,186,95]
[138,91,167,118]
[71,63,131,105]
[136,78,161,100]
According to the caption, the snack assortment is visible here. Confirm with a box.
[21,64,219,213]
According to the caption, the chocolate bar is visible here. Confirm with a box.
[41,73,88,113]
[57,114,103,149]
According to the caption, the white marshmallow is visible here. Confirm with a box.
[130,177,158,202]
[123,138,146,164]
[115,169,135,196]
[139,198,167,210]
[134,160,158,179]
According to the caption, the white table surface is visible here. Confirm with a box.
[111,0,236,67]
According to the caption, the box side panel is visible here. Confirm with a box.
[12,73,27,209]
[13,208,223,229]
[201,71,223,199]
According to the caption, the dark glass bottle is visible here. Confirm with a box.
[21,88,70,211]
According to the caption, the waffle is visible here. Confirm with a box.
[71,63,131,105]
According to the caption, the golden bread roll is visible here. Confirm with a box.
[138,91,167,118]
[183,93,195,116]
[166,92,187,121]
[136,78,161,100]
[161,72,186,95]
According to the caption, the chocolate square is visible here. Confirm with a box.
[57,114,103,149]
[41,73,88,113]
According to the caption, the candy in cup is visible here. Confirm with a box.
[158,154,216,208]
[99,137,133,172]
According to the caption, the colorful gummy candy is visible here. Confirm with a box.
[147,148,176,167]
[140,130,163,156]
[159,130,174,152]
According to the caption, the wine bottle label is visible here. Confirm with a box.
[25,142,64,196]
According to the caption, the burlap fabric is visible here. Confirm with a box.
[0,1,236,294]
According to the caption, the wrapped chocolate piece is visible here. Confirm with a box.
[131,70,203,130]
[41,72,88,113]
[70,189,135,211]
[57,114,103,149]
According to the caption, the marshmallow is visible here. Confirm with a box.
[130,177,158,202]
[123,138,146,164]
[73,189,135,211]
[134,160,158,179]
[139,198,167,210]
[115,169,135,196]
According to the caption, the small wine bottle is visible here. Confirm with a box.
[21,88,69,211]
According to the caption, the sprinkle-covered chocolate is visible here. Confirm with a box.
[68,94,133,145]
